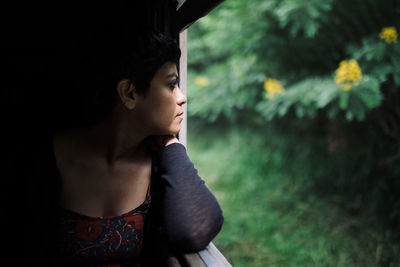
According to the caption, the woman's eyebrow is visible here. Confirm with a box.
[166,73,178,79]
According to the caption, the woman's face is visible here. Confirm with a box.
[135,61,187,136]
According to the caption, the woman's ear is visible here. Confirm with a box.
[116,79,136,109]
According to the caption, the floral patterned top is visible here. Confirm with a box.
[57,183,151,266]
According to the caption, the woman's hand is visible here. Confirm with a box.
[163,135,180,146]
[154,135,180,147]
[144,135,181,152]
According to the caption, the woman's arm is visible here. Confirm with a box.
[156,142,224,253]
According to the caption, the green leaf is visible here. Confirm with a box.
[327,106,339,118]
[370,64,392,82]
[394,73,400,86]
[339,92,350,110]
[304,21,318,38]
[374,42,386,61]
[355,111,366,121]
[354,77,382,109]
[346,111,354,121]
[296,105,305,118]
[347,96,367,121]
[316,84,340,108]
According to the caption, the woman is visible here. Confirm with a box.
[9,25,223,265]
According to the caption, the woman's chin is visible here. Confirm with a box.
[153,124,181,136]
[169,125,181,135]
[170,129,180,136]
[156,129,180,136]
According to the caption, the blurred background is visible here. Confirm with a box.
[184,0,400,266]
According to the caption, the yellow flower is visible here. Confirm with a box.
[194,76,210,87]
[334,59,362,91]
[379,26,398,44]
[264,78,285,99]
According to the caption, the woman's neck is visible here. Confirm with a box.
[78,116,149,167]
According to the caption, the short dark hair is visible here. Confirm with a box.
[52,25,181,132]
[117,31,182,95]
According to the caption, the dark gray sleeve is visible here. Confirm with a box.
[157,143,224,253]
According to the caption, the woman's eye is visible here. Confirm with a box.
[169,81,178,89]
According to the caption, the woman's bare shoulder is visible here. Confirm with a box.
[53,128,87,163]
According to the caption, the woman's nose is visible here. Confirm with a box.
[176,87,187,105]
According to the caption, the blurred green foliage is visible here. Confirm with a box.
[188,122,400,266]
[188,0,399,122]
[187,0,400,266]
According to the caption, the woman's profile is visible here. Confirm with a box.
[5,15,223,267]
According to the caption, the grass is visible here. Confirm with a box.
[186,122,399,267]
